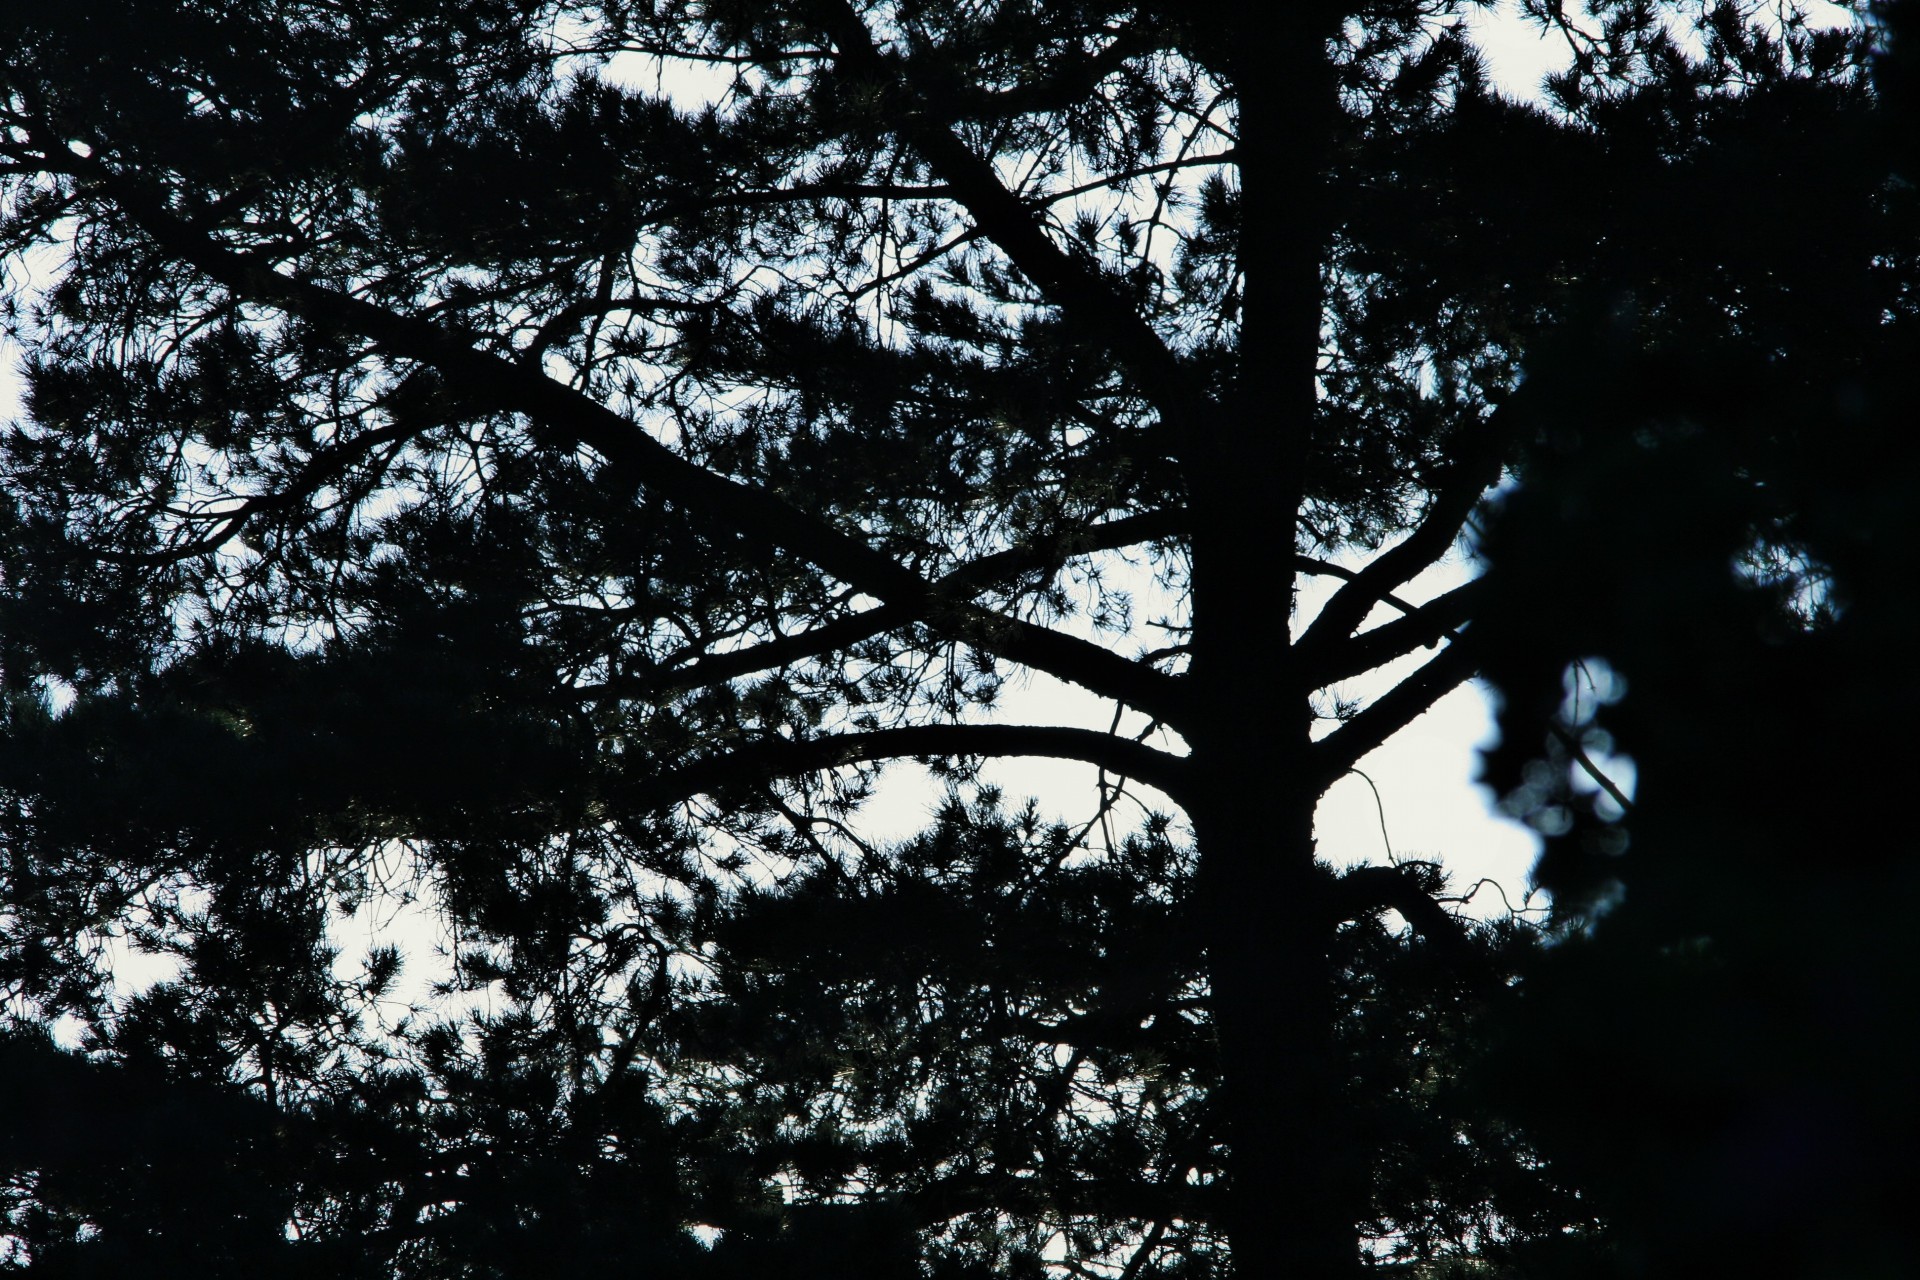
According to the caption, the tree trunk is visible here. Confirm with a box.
[1192,782,1356,1280]
[1187,13,1354,1276]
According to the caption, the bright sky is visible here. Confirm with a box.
[890,549,1552,921]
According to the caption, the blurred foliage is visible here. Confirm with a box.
[1472,4,1920,1276]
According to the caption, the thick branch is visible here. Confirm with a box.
[1329,864,1478,959]
[619,723,1191,812]
[1309,639,1480,790]
[1293,554,1434,621]
[1299,577,1486,689]
[1294,435,1503,662]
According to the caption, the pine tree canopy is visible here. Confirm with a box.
[0,2,1908,1277]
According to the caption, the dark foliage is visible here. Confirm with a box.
[0,1,1900,1276]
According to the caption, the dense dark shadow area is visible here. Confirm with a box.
[0,2,1913,1277]
[1473,5,1920,1274]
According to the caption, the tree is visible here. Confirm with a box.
[1468,5,1920,1275]
[0,1,1885,1275]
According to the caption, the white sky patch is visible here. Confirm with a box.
[1464,1,1579,99]
[1463,0,1860,101]
[0,237,67,423]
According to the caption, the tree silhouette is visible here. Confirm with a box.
[0,2,1892,1276]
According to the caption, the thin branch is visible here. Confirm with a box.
[1119,1220,1169,1280]
[1310,638,1479,790]
[642,178,959,227]
[555,40,834,67]
[618,723,1192,813]
[570,509,1185,702]
[1294,425,1505,660]
[1550,721,1635,814]
[87,173,1186,724]
[568,602,912,703]
[96,419,419,565]
[1293,553,1433,621]
[1298,575,1487,688]
[1028,150,1239,213]
[942,508,1185,592]
[1344,768,1394,862]
[815,0,1206,444]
